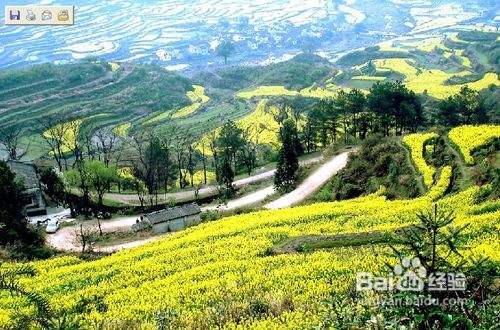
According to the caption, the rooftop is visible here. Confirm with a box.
[146,203,201,225]
[6,160,40,191]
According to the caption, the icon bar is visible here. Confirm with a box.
[5,5,74,25]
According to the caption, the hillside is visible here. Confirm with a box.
[332,31,500,97]
[194,54,334,91]
[0,61,193,155]
[0,125,498,328]
[1,31,499,161]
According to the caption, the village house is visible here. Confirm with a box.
[133,203,202,234]
[6,160,47,216]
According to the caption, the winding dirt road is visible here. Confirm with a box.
[48,151,352,252]
[46,215,143,252]
[104,156,323,205]
[265,151,350,209]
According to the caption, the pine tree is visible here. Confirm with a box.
[274,119,300,192]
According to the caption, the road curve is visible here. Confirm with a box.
[265,151,350,209]
[47,152,351,252]
[46,215,143,252]
[204,150,352,212]
[104,156,322,205]
[203,186,276,212]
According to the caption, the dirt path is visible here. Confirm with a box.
[268,226,409,255]
[48,152,349,252]
[46,215,143,252]
[203,186,276,212]
[265,151,351,209]
[98,236,165,253]
[398,139,426,195]
[105,156,323,206]
[443,136,470,189]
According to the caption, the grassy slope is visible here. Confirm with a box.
[194,53,334,92]
[0,61,193,152]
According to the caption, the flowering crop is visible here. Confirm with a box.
[237,85,299,99]
[1,165,497,328]
[42,119,83,154]
[197,99,282,155]
[112,122,131,138]
[426,166,452,201]
[373,58,500,98]
[448,125,500,164]
[1,127,497,328]
[146,85,210,123]
[236,85,343,100]
[172,85,210,118]
[403,132,437,188]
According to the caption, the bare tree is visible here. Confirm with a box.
[0,125,30,160]
[240,127,260,176]
[172,134,190,189]
[72,224,99,253]
[159,133,175,192]
[186,143,197,187]
[80,129,96,162]
[199,139,208,185]
[129,131,161,206]
[41,116,79,171]
[209,131,219,182]
[70,138,92,218]
[94,128,118,166]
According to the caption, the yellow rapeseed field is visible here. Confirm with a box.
[146,85,210,124]
[448,125,500,164]
[373,58,499,99]
[237,85,343,100]
[198,99,282,155]
[42,119,83,154]
[0,163,497,328]
[112,122,131,138]
[172,85,210,118]
[403,132,438,188]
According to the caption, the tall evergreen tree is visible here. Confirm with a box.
[217,154,235,198]
[274,119,300,192]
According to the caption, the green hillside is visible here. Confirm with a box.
[1,31,499,161]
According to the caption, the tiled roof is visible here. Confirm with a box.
[146,203,201,225]
[6,160,39,190]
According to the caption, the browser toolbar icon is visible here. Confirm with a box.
[9,9,20,20]
[26,9,36,21]
[41,10,52,21]
[5,5,74,25]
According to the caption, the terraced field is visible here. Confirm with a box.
[1,126,498,328]
[0,61,195,155]
[42,119,83,154]
[1,31,498,161]
[338,31,499,98]
[236,85,343,100]
[171,85,210,119]
[403,132,438,188]
[112,122,132,138]
[198,99,282,154]
[449,125,500,164]
[372,58,499,99]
